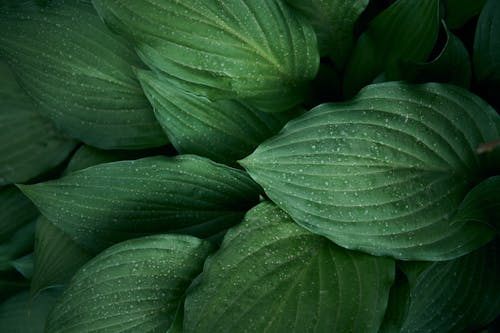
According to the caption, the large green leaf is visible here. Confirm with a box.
[444,0,486,29]
[0,61,77,185]
[92,0,319,112]
[0,0,167,149]
[343,0,440,97]
[0,186,38,243]
[0,288,62,333]
[18,155,260,253]
[46,234,213,333]
[184,202,395,333]
[31,217,92,294]
[400,240,500,333]
[474,0,500,86]
[137,70,302,166]
[241,82,499,260]
[285,0,369,69]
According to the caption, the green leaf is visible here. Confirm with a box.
[378,269,411,333]
[31,217,92,294]
[0,0,167,149]
[19,155,260,253]
[184,202,395,333]
[137,70,302,166]
[0,221,35,272]
[391,21,471,88]
[92,0,319,112]
[0,61,77,185]
[0,186,38,243]
[285,0,369,69]
[474,0,500,86]
[46,234,213,333]
[241,82,499,260]
[0,288,62,333]
[343,0,440,97]
[10,253,33,280]
[444,0,486,29]
[63,144,171,175]
[400,240,500,333]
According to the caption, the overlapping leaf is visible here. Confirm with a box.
[46,234,213,333]
[343,0,440,97]
[0,186,38,243]
[31,217,92,294]
[184,202,394,333]
[0,288,62,333]
[92,0,319,112]
[241,82,499,260]
[285,0,369,69]
[0,61,77,185]
[0,0,167,149]
[137,70,302,165]
[474,0,500,86]
[19,155,260,253]
[0,221,34,272]
[400,240,500,333]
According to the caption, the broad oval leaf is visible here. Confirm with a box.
[474,0,500,86]
[0,61,77,185]
[137,70,302,165]
[0,186,38,243]
[285,0,369,69]
[184,202,395,333]
[343,0,440,97]
[400,240,500,333]
[241,82,499,260]
[0,288,62,333]
[0,0,167,149]
[46,234,213,333]
[31,217,92,294]
[18,155,260,253]
[92,0,319,112]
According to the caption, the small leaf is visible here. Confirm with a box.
[344,0,440,97]
[0,0,167,149]
[391,21,471,88]
[92,0,319,112]
[0,61,77,185]
[400,240,500,333]
[19,155,260,253]
[444,0,486,29]
[474,0,500,86]
[10,253,33,280]
[0,288,62,333]
[241,82,499,260]
[0,221,35,272]
[137,70,302,165]
[31,217,92,294]
[46,234,213,333]
[184,202,395,333]
[285,0,369,69]
[0,186,38,243]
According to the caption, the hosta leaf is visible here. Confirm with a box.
[285,0,369,69]
[46,234,213,333]
[343,0,440,97]
[0,186,38,243]
[184,202,395,333]
[241,82,499,260]
[444,0,486,29]
[400,240,500,333]
[391,22,471,88]
[137,70,302,165]
[31,217,92,294]
[0,61,77,185]
[10,253,33,280]
[474,0,500,85]
[0,221,35,272]
[92,0,319,112]
[19,155,260,253]
[63,144,172,175]
[0,288,62,333]
[378,269,411,333]
[0,0,167,149]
